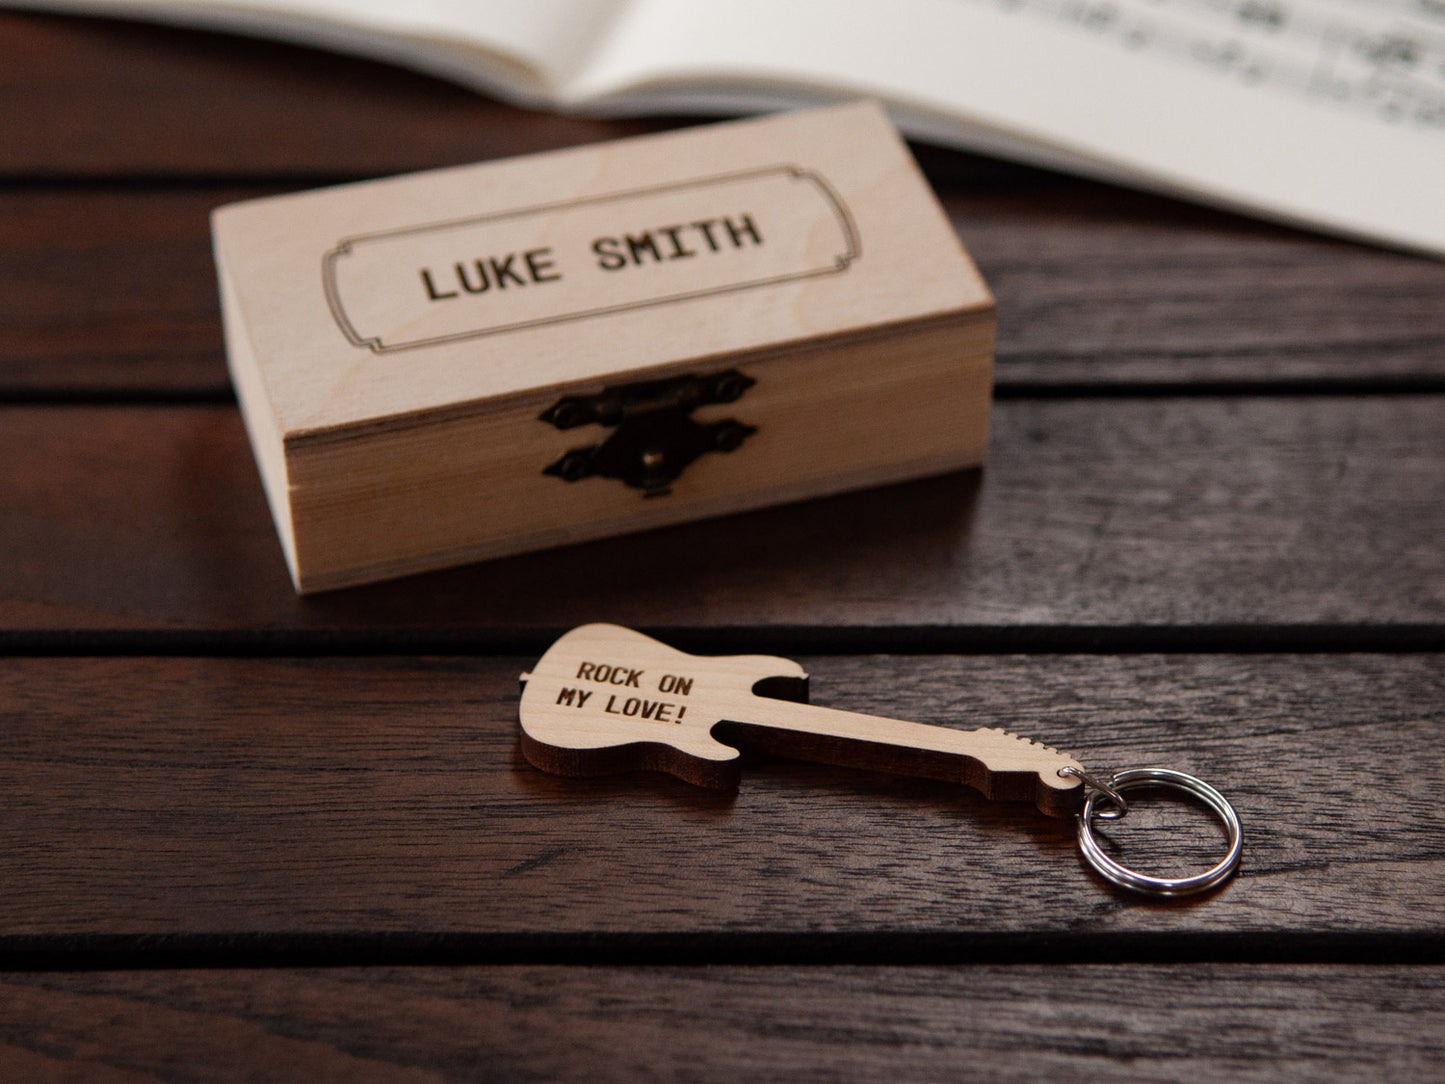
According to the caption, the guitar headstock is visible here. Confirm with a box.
[518,623,808,788]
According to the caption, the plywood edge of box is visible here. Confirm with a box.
[217,259,304,588]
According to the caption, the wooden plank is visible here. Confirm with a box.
[1,397,1440,635]
[0,13,665,179]
[1,964,1441,1081]
[3,186,1443,397]
[0,654,1439,941]
[948,189,1445,387]
[0,190,231,395]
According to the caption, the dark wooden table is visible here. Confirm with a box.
[3,12,1444,1079]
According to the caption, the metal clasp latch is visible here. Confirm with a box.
[540,369,757,497]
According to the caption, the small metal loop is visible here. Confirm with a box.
[1076,767,1242,897]
[1057,766,1129,820]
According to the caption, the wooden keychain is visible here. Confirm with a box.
[519,623,1242,897]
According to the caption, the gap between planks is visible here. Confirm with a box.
[3,930,1445,972]
[2,624,1444,657]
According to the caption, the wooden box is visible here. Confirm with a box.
[212,102,994,593]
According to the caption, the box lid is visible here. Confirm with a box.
[212,101,991,441]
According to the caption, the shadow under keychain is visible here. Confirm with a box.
[519,624,1242,897]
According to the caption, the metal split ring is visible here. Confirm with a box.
[1075,767,1242,897]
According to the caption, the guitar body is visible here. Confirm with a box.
[519,623,808,788]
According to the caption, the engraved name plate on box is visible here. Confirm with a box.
[212,102,995,593]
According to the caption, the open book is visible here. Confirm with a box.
[13,0,1445,256]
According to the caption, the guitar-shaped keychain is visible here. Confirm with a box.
[519,624,1242,896]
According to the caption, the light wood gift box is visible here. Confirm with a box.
[212,101,995,593]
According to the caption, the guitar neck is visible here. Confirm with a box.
[717,695,1084,814]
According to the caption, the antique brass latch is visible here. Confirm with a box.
[540,369,757,497]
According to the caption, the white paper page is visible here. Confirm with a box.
[2,0,630,100]
[569,0,1445,256]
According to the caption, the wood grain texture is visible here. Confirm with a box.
[3,186,1442,397]
[0,654,1439,942]
[948,189,1445,387]
[6,11,1442,1076]
[0,13,667,179]
[1,397,1440,635]
[1,964,1442,1082]
[0,190,231,395]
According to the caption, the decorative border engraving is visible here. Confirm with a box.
[321,166,861,355]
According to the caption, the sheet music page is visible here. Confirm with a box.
[572,0,1445,255]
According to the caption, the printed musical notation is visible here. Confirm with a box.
[959,0,1445,128]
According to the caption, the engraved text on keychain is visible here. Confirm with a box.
[519,624,1242,897]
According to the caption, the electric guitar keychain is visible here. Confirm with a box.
[519,624,1242,897]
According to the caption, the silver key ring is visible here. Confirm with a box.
[1075,767,1242,897]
